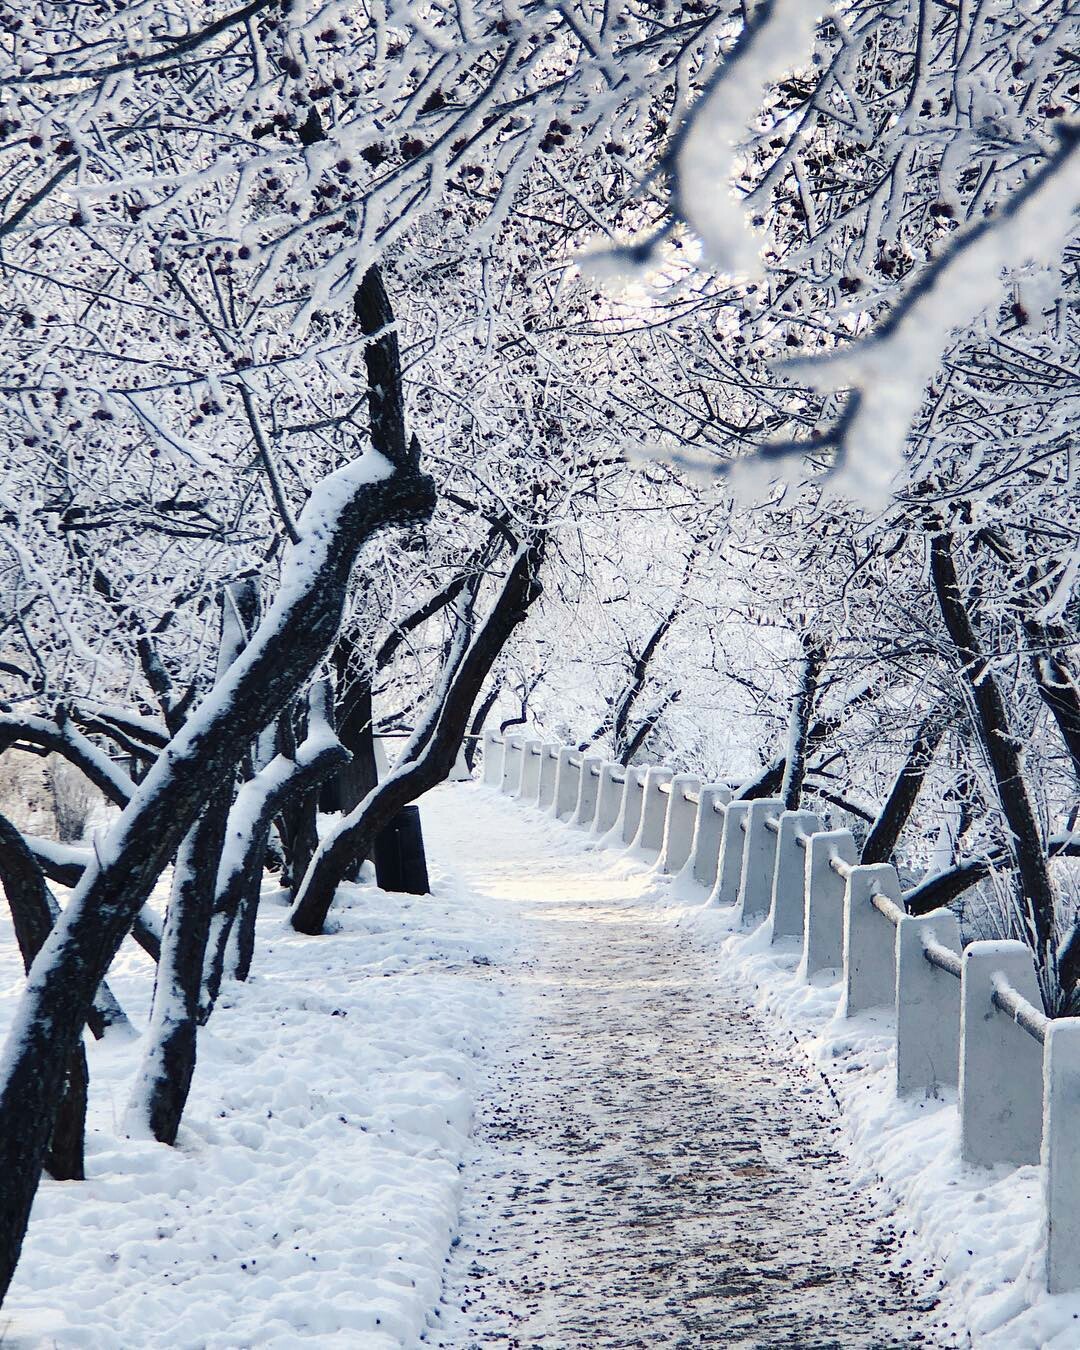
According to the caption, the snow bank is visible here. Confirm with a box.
[0,789,518,1349]
[666,881,1080,1347]
[492,781,1080,1348]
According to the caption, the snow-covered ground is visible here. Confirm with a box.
[2,781,1075,1346]
[674,903,1080,1350]
[0,787,521,1348]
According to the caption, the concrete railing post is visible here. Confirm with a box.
[617,767,647,847]
[737,797,784,924]
[537,743,560,810]
[632,767,674,855]
[571,756,604,829]
[960,940,1043,1167]
[500,734,525,794]
[842,863,902,1017]
[658,775,701,874]
[708,800,751,907]
[1044,1020,1080,1293]
[895,909,961,1098]
[517,738,544,802]
[552,748,581,821]
[481,731,503,787]
[801,829,856,978]
[769,810,820,943]
[592,763,626,837]
[681,785,731,892]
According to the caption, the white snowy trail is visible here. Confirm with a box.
[427,786,952,1349]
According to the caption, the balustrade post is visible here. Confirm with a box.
[681,785,731,892]
[617,767,647,847]
[1044,1020,1080,1293]
[659,775,701,874]
[499,734,525,794]
[843,863,902,1016]
[571,756,604,829]
[737,797,784,924]
[593,763,626,837]
[481,731,503,787]
[801,829,856,978]
[632,767,674,855]
[769,810,820,942]
[517,738,544,802]
[537,743,560,809]
[895,909,961,1097]
[552,747,581,821]
[960,941,1043,1167]
[709,800,751,907]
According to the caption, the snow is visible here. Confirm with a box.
[663,863,1080,1347]
[4,780,1078,1345]
[0,786,519,1349]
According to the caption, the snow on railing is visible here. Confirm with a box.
[478,731,1080,1295]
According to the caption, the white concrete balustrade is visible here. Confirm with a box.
[480,731,1080,1294]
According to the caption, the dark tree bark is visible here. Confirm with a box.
[0,814,87,1182]
[606,607,680,763]
[465,682,500,773]
[735,684,878,801]
[781,639,826,811]
[22,835,162,962]
[131,791,232,1144]
[0,712,134,807]
[128,581,260,1144]
[905,836,1080,916]
[201,716,349,1011]
[977,528,1080,785]
[290,536,546,934]
[861,707,947,865]
[0,455,434,1304]
[621,689,681,765]
[928,528,1059,1001]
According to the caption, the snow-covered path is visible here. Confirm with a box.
[428,786,949,1348]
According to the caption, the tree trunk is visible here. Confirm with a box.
[201,715,349,1012]
[780,639,826,811]
[861,706,947,865]
[0,814,87,1181]
[0,454,434,1304]
[928,528,1059,1003]
[290,537,545,934]
[128,790,231,1144]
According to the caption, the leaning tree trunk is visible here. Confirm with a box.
[861,705,947,866]
[0,814,88,1182]
[127,792,232,1145]
[780,638,826,811]
[290,536,546,935]
[201,693,349,1012]
[126,580,258,1144]
[0,452,434,1305]
[928,528,1060,1004]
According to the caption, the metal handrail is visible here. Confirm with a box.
[590,762,602,777]
[870,890,905,927]
[764,813,781,836]
[922,935,961,979]
[712,798,728,815]
[795,827,813,852]
[569,753,582,769]
[529,745,542,756]
[829,851,855,880]
[610,769,626,784]
[547,746,559,759]
[684,788,700,805]
[659,781,672,796]
[992,979,1050,1045]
